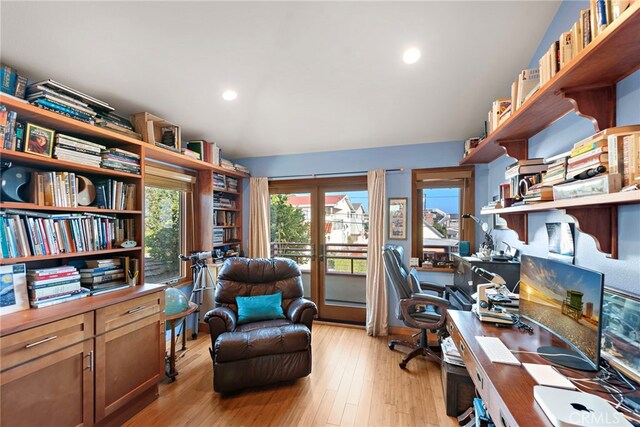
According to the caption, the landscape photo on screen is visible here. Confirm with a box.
[520,256,602,364]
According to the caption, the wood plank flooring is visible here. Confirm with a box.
[125,323,458,427]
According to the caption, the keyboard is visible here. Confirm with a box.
[475,336,521,366]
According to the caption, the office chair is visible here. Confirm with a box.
[382,244,450,368]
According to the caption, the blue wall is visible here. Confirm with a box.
[238,141,466,326]
[482,1,640,297]
[237,0,640,326]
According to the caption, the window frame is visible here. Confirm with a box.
[144,164,196,286]
[411,166,475,260]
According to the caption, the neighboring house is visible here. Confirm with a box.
[287,194,368,244]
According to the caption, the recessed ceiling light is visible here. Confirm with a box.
[222,90,238,101]
[403,48,421,65]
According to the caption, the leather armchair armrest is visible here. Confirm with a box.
[287,298,318,330]
[419,281,447,297]
[204,307,237,356]
[400,295,448,331]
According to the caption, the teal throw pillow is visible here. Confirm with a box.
[236,292,286,324]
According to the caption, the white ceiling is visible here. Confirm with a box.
[1,1,560,159]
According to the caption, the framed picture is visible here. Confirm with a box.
[601,287,640,383]
[388,197,408,240]
[24,123,55,158]
[493,214,508,230]
[0,263,29,315]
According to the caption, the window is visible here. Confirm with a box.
[144,165,195,284]
[411,167,474,262]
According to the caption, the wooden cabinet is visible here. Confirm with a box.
[0,286,165,427]
[94,295,164,422]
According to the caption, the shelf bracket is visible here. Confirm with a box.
[561,84,616,132]
[497,139,528,162]
[498,213,528,244]
[565,205,618,259]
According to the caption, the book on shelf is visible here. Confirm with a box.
[0,210,136,259]
[27,80,113,112]
[0,263,28,314]
[26,265,85,308]
[516,68,540,109]
[30,288,90,308]
[180,147,201,160]
[553,173,622,200]
[1,64,27,99]
[622,133,640,186]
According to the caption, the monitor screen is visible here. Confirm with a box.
[519,255,604,369]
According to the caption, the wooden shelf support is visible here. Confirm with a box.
[565,205,618,259]
[498,213,528,244]
[497,139,528,162]
[561,84,616,132]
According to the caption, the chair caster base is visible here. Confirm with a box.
[399,361,407,369]
[388,343,395,350]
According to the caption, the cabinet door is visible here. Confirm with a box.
[94,313,162,422]
[0,340,94,427]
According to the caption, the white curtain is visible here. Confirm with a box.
[366,169,388,336]
[249,177,271,258]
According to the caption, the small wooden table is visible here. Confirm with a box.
[165,301,198,381]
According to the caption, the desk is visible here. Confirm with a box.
[446,311,637,427]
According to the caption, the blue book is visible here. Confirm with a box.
[0,66,16,95]
[3,111,16,150]
[34,98,95,120]
[0,216,10,258]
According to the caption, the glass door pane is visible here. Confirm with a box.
[270,192,313,299]
[320,190,367,322]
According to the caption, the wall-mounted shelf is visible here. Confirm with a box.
[461,2,640,165]
[481,191,640,258]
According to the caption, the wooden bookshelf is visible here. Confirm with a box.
[0,202,141,214]
[481,191,640,259]
[0,247,143,265]
[461,2,640,165]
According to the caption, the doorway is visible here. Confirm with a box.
[269,177,368,323]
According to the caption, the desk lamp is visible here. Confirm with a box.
[462,213,494,252]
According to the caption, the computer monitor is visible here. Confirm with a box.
[519,255,604,371]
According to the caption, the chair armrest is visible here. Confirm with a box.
[412,293,450,307]
[287,298,318,330]
[400,295,448,331]
[204,307,237,355]
[419,281,446,297]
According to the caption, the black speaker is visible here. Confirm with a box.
[1,167,30,203]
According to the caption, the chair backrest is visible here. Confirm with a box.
[382,244,419,320]
[215,257,304,315]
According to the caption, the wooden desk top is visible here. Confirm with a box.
[446,311,638,427]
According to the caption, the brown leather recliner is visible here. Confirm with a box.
[203,257,317,393]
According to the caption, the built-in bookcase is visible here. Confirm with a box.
[1,95,248,298]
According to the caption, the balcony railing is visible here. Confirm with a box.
[271,242,368,275]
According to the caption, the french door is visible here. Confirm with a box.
[269,177,368,323]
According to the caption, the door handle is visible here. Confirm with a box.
[310,244,316,262]
[86,351,94,372]
[318,244,325,262]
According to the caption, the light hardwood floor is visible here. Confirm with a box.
[125,323,457,427]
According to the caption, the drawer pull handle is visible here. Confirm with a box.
[127,306,146,314]
[25,335,58,348]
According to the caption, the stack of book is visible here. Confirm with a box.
[441,336,464,367]
[94,112,141,140]
[27,266,89,308]
[234,163,250,175]
[73,258,130,295]
[180,147,201,160]
[464,137,481,157]
[542,152,570,186]
[54,134,105,167]
[0,210,136,259]
[487,98,511,135]
[567,138,609,179]
[1,106,25,150]
[220,158,235,171]
[226,177,239,192]
[94,179,136,210]
[213,228,224,245]
[213,173,226,190]
[100,148,141,175]
[521,183,553,203]
[505,158,547,199]
[213,194,236,209]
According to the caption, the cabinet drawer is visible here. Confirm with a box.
[448,319,489,404]
[0,313,93,371]
[96,292,163,334]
